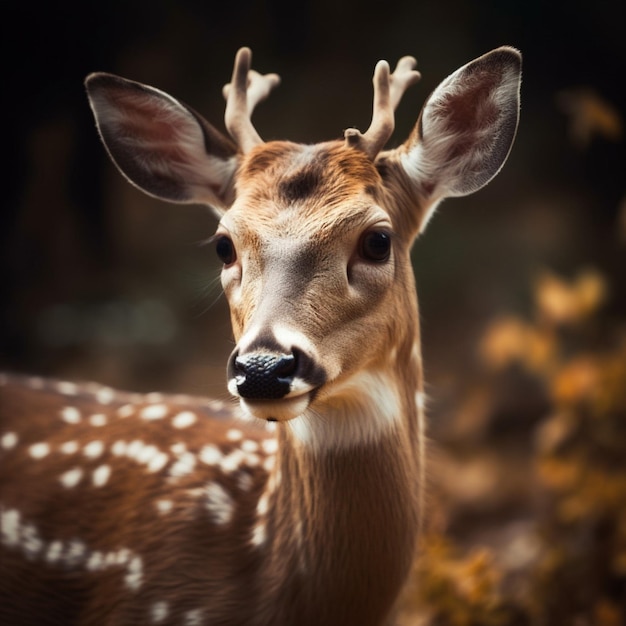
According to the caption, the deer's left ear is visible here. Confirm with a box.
[393,47,521,230]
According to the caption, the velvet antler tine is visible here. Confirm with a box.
[345,55,421,159]
[389,56,421,110]
[223,47,280,153]
[224,47,257,151]
[366,60,395,159]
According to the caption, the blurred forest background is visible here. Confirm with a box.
[1,0,625,623]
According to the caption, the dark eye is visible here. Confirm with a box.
[359,231,391,262]
[215,235,236,265]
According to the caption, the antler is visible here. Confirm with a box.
[345,56,421,159]
[223,47,281,153]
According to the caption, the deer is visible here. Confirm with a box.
[0,46,521,625]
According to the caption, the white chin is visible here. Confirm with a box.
[240,394,311,422]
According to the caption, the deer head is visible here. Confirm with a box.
[86,46,521,450]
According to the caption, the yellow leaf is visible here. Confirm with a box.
[479,316,532,369]
[534,269,607,326]
[557,87,623,149]
[551,356,598,406]
[576,270,608,317]
[535,457,582,491]
[594,598,622,626]
[534,411,577,455]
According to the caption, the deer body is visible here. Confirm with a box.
[1,369,419,625]
[0,47,521,625]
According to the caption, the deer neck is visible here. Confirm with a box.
[256,352,424,626]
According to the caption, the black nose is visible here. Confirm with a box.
[231,352,297,400]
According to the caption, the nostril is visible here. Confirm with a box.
[234,354,294,379]
[274,354,297,379]
[233,352,296,400]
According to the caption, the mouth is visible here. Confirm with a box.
[225,341,330,423]
[239,391,313,422]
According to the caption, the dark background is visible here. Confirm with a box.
[2,1,626,620]
[1,0,624,404]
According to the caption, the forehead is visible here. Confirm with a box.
[225,141,385,238]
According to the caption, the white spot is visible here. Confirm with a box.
[111,440,127,456]
[57,381,78,395]
[147,452,169,473]
[95,387,115,404]
[60,406,81,424]
[117,404,135,418]
[122,441,169,473]
[125,555,144,591]
[199,444,223,466]
[1,432,18,450]
[242,453,261,468]
[89,413,107,427]
[63,539,87,567]
[21,523,44,558]
[151,601,169,623]
[1,508,21,547]
[92,464,111,487]
[184,609,204,626]
[226,428,243,442]
[136,444,160,465]
[140,404,168,421]
[256,493,270,517]
[114,547,131,565]
[169,452,197,478]
[145,392,165,403]
[238,473,253,491]
[172,411,197,429]
[156,499,174,515]
[29,442,51,459]
[170,442,187,455]
[46,540,64,564]
[261,439,278,455]
[241,439,259,453]
[251,521,267,547]
[60,441,79,454]
[204,483,234,525]
[87,550,105,571]
[263,456,276,473]
[126,440,145,460]
[186,487,204,499]
[60,467,84,488]
[208,400,225,412]
[220,450,246,474]
[83,440,105,459]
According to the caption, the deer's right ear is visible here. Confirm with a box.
[85,73,239,215]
